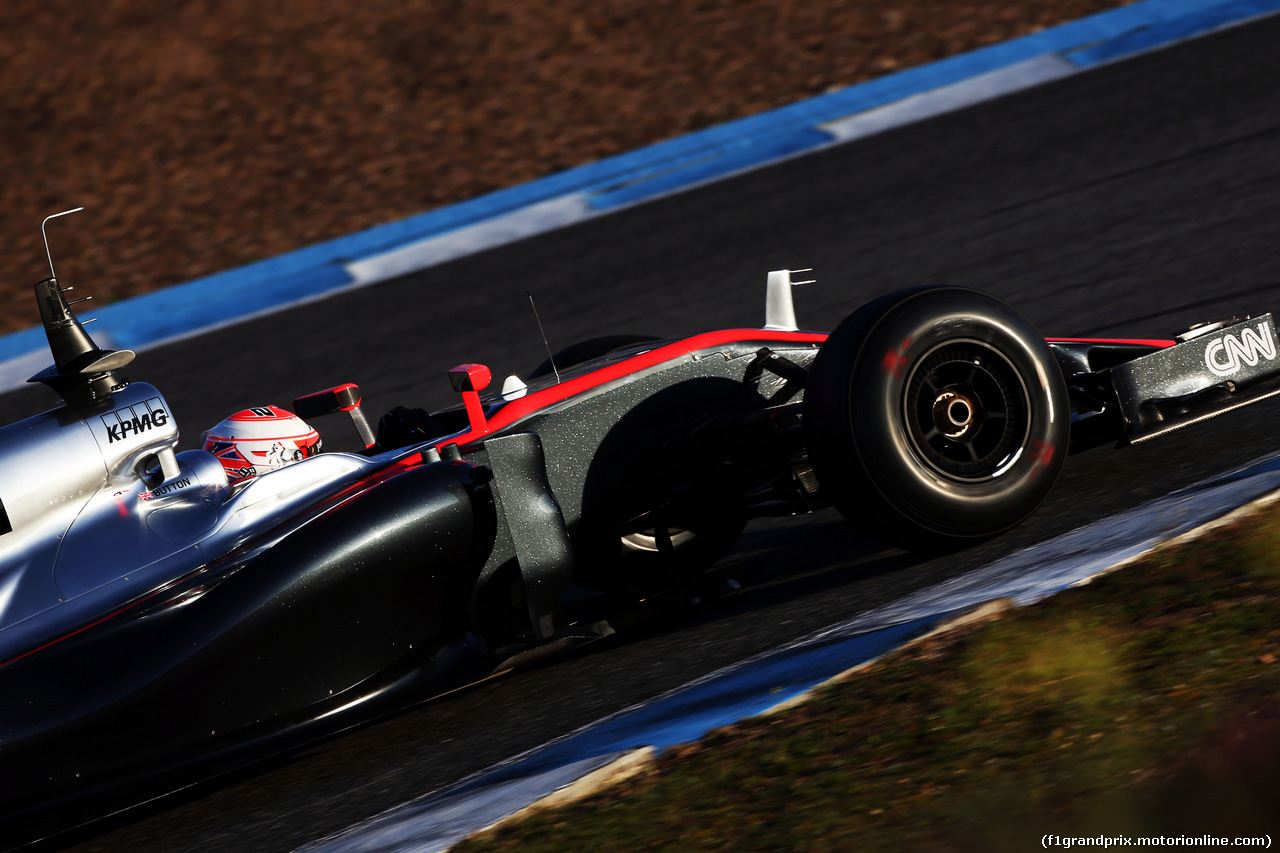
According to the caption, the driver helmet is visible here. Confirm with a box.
[202,406,322,485]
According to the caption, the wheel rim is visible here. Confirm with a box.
[902,340,1031,481]
[620,528,697,553]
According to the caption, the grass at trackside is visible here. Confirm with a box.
[456,501,1280,852]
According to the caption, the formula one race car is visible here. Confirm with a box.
[3,213,1280,838]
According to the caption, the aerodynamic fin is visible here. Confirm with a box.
[26,209,135,407]
[764,268,815,331]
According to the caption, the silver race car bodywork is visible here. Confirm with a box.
[5,218,1280,842]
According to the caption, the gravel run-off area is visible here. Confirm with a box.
[0,0,1128,334]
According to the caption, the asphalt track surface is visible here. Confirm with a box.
[9,15,1280,852]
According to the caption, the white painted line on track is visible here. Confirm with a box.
[338,56,1080,293]
[302,752,631,853]
[820,55,1077,144]
[344,196,597,287]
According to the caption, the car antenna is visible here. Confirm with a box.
[527,290,560,384]
[42,207,84,282]
[41,207,96,319]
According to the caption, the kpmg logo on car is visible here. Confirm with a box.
[1204,321,1278,377]
[102,397,170,443]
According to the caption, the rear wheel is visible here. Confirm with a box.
[532,334,743,591]
[575,486,746,593]
[803,287,1069,550]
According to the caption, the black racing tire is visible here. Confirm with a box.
[529,335,663,380]
[803,286,1070,551]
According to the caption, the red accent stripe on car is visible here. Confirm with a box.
[0,579,191,670]
[1046,337,1177,348]
[435,329,829,447]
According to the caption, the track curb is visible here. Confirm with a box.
[466,483,1280,844]
[297,441,1280,853]
[468,747,657,842]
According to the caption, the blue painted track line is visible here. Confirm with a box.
[299,614,950,853]
[492,616,940,776]
[3,0,1277,386]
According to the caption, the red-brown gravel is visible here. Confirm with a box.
[0,0,1129,334]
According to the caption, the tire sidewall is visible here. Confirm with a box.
[807,288,1069,544]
